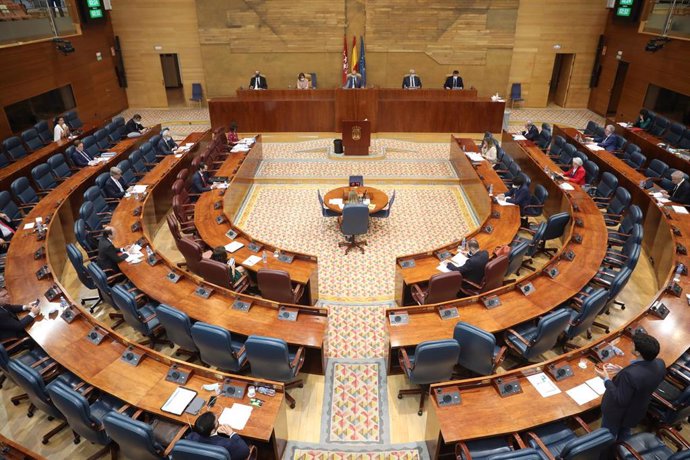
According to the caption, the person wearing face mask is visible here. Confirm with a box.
[595,333,665,441]
[596,124,618,151]
[186,411,250,459]
[53,116,70,142]
[296,72,310,90]
[402,69,422,89]
[562,157,586,186]
[70,140,93,167]
[157,129,179,155]
[446,238,489,287]
[249,70,268,90]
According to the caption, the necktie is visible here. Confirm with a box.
[0,220,14,237]
[201,172,207,187]
[79,149,90,162]
[410,76,414,88]
[114,178,124,192]
[453,77,457,88]
[673,183,680,197]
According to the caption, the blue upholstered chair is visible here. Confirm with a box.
[371,190,396,219]
[602,187,631,226]
[455,435,518,460]
[112,285,169,349]
[649,115,669,137]
[607,205,643,247]
[63,110,84,130]
[506,240,532,277]
[116,159,137,186]
[47,153,73,181]
[348,175,363,186]
[170,439,229,460]
[505,309,571,362]
[563,287,608,342]
[82,135,100,159]
[510,83,523,108]
[75,219,99,256]
[66,243,102,311]
[0,191,24,222]
[549,135,566,158]
[397,339,460,415]
[616,428,690,460]
[21,128,44,152]
[649,379,690,427]
[79,201,106,233]
[31,163,57,192]
[84,185,117,216]
[155,304,199,360]
[583,160,599,186]
[0,342,52,404]
[487,448,545,460]
[141,142,158,165]
[527,421,614,460]
[644,158,670,180]
[339,203,369,254]
[190,322,247,372]
[584,121,598,136]
[317,190,339,218]
[522,185,548,225]
[590,172,618,203]
[34,120,52,145]
[453,322,506,376]
[245,335,304,409]
[623,151,646,171]
[93,128,113,150]
[129,149,149,175]
[3,136,28,161]
[189,83,203,105]
[86,262,125,328]
[519,212,571,258]
[102,411,167,460]
[11,176,41,208]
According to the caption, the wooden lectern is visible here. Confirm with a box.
[341,120,371,156]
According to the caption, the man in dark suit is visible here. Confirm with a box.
[191,163,212,194]
[0,212,17,255]
[0,300,40,340]
[104,167,127,199]
[125,114,145,137]
[97,226,128,273]
[669,171,690,205]
[447,239,489,286]
[522,121,540,141]
[249,71,268,90]
[186,412,250,460]
[444,70,464,90]
[596,333,665,440]
[402,69,422,89]
[503,175,531,222]
[343,71,362,89]
[157,130,179,155]
[597,125,618,151]
[70,140,93,167]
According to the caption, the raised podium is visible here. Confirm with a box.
[341,120,371,156]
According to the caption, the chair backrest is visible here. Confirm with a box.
[11,176,38,205]
[79,201,103,232]
[83,135,100,159]
[166,213,183,242]
[47,380,109,445]
[341,204,370,237]
[0,191,21,221]
[649,116,669,136]
[176,238,203,274]
[542,212,571,241]
[506,240,530,276]
[148,135,162,154]
[67,243,96,289]
[524,185,547,217]
[84,186,110,216]
[169,439,229,460]
[198,258,232,289]
[140,142,156,164]
[31,163,57,191]
[257,268,295,304]
[348,175,363,186]
[425,271,462,304]
[607,267,633,302]
[626,151,646,169]
[510,83,522,100]
[550,135,566,156]
[86,262,116,306]
[488,448,544,460]
[34,120,52,144]
[574,150,588,163]
[95,172,111,192]
[680,131,690,149]
[559,427,614,460]
[47,153,72,179]
[593,126,605,140]
[103,411,163,460]
[245,335,295,382]
[595,172,618,199]
[644,159,669,179]
[190,322,242,371]
[618,205,643,235]
[176,168,189,182]
[453,322,498,375]
[63,110,83,129]
[172,179,187,197]
[523,309,571,360]
[155,304,198,353]
[566,288,607,339]
[583,160,599,185]
[112,285,154,336]
[7,360,61,419]
[584,121,598,135]
[406,339,460,385]
[608,187,631,215]
[3,136,28,160]
[129,149,147,173]
[481,254,510,292]
[75,219,98,253]
[21,128,44,152]
[93,129,110,150]
[0,151,11,168]
[191,83,203,101]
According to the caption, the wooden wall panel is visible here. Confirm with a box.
[508,0,608,107]
[588,14,690,120]
[109,0,206,108]
[0,19,128,138]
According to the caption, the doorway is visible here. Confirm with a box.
[160,53,185,107]
[607,61,629,117]
[548,53,576,107]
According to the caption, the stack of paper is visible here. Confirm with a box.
[224,241,244,253]
[513,134,527,141]
[239,137,256,145]
[231,144,251,153]
[559,183,575,191]
[162,387,197,415]
[242,255,262,267]
[328,198,343,206]
[527,373,561,398]
[672,205,689,215]
[496,197,516,207]
[585,376,606,395]
[437,252,467,273]
[566,383,600,405]
[465,152,485,162]
[130,185,148,194]
[587,144,604,151]
[218,403,253,430]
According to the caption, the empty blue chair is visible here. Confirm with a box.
[455,436,517,460]
[82,135,100,159]
[397,339,460,415]
[170,439,229,460]
[535,123,552,149]
[112,285,168,348]
[520,212,571,258]
[510,83,523,108]
[317,190,339,217]
[75,219,99,256]
[603,187,631,226]
[650,379,690,426]
[488,448,545,460]
[84,185,116,216]
[583,160,599,186]
[190,322,247,372]
[608,205,643,247]
[549,135,567,158]
[3,136,28,161]
[0,191,23,222]
[453,322,506,376]
[563,288,608,341]
[30,163,57,192]
[527,422,614,460]
[0,151,11,168]
[506,240,532,277]
[79,201,105,233]
[371,190,396,219]
[645,159,670,179]
[522,184,548,223]
[47,153,73,181]
[63,110,83,130]
[21,128,44,152]
[245,335,304,409]
[649,115,669,137]
[591,172,618,203]
[0,342,51,398]
[34,120,52,145]
[102,411,168,460]
[66,243,102,311]
[583,121,599,136]
[140,142,158,166]
[616,428,690,460]
[155,304,199,359]
[348,175,363,186]
[339,203,369,254]
[129,149,149,174]
[86,262,125,328]
[93,128,113,151]
[95,172,111,192]
[190,83,203,105]
[505,309,571,362]
[624,151,646,170]
[10,176,40,207]
[112,116,126,140]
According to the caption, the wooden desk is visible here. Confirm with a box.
[386,134,609,374]
[323,186,388,214]
[425,133,688,460]
[4,129,289,459]
[0,433,46,460]
[208,89,505,133]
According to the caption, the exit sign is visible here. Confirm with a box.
[616,6,632,16]
[85,0,104,19]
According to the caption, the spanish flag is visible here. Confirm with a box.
[350,36,359,73]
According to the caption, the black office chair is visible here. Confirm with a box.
[583,160,599,186]
[616,428,690,460]
[245,335,304,409]
[520,211,571,258]
[102,411,186,460]
[349,175,363,186]
[526,420,614,460]
[506,240,532,277]
[623,151,646,171]
[549,135,566,158]
[21,128,44,152]
[169,439,230,460]
[602,187,631,226]
[66,243,102,311]
[644,159,670,180]
[607,205,643,247]
[649,378,690,427]
[155,304,199,361]
[112,285,170,349]
[3,136,28,161]
[562,287,608,342]
[590,172,618,204]
[583,121,599,136]
[649,115,669,137]
[505,309,571,362]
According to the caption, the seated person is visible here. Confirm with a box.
[227,122,239,145]
[444,70,464,90]
[0,300,40,341]
[157,129,179,155]
[402,69,422,89]
[343,71,362,89]
[53,116,70,142]
[0,212,17,257]
[522,121,539,141]
[104,167,127,199]
[210,246,247,288]
[249,70,268,90]
[125,114,145,137]
[97,226,128,273]
[481,137,498,164]
[562,157,586,185]
[71,140,93,167]
[186,412,250,460]
[633,110,651,130]
[665,171,690,205]
[191,163,212,194]
[596,125,617,151]
[296,73,310,89]
[446,239,489,286]
[502,174,531,225]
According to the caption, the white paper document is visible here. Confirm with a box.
[672,205,689,215]
[566,383,600,406]
[231,144,250,153]
[465,152,485,162]
[586,144,604,151]
[242,255,262,267]
[23,222,35,230]
[527,373,561,398]
[559,183,575,191]
[617,122,631,128]
[129,185,148,194]
[218,403,253,430]
[437,252,467,273]
[224,241,244,253]
[328,198,343,206]
[496,197,516,206]
[161,387,197,415]
[513,134,527,141]
[585,376,606,395]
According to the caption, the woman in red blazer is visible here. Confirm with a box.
[563,157,586,185]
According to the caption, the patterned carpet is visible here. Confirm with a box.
[324,303,388,359]
[508,107,605,133]
[236,184,477,301]
[287,446,425,459]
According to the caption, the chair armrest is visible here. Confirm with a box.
[106,273,125,283]
[591,276,612,287]
[608,231,630,237]
[616,441,645,460]
[37,362,59,377]
[493,346,508,369]
[573,416,591,433]
[117,404,132,414]
[162,425,190,457]
[398,348,413,373]
[29,356,52,368]
[506,328,531,347]
[463,278,482,290]
[651,392,676,410]
[141,312,157,323]
[233,345,246,360]
[411,283,426,303]
[525,432,556,460]
[658,426,690,450]
[455,442,473,460]
[2,336,31,353]
[291,346,305,370]
[523,204,544,210]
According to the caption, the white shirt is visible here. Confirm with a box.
[54,124,68,142]
[111,176,124,192]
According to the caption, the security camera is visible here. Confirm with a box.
[53,38,75,55]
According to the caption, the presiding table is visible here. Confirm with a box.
[323,186,388,214]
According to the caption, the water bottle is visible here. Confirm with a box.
[460,238,467,251]
[146,246,154,257]
[674,264,684,282]
[60,297,68,309]
[274,248,280,259]
[488,184,494,196]
[262,250,267,264]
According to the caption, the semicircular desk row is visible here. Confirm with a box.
[5,128,290,460]
[422,130,690,459]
